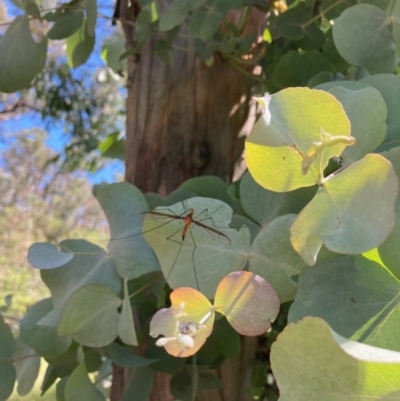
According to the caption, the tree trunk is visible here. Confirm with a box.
[116,1,265,399]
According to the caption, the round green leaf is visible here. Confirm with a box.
[271,51,333,89]
[143,197,250,299]
[13,341,40,396]
[289,256,400,351]
[327,86,387,163]
[360,74,400,148]
[215,271,280,336]
[47,9,84,40]
[291,154,398,265]
[39,239,121,327]
[240,171,316,227]
[179,176,235,208]
[28,243,74,270]
[333,4,399,74]
[20,298,71,359]
[93,182,160,279]
[271,317,400,401]
[0,15,47,93]
[275,3,310,40]
[248,215,307,303]
[245,87,351,192]
[58,284,122,348]
[65,362,105,401]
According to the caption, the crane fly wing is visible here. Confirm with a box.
[141,210,183,223]
[194,221,231,245]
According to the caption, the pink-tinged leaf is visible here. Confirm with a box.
[214,271,280,336]
[149,287,215,357]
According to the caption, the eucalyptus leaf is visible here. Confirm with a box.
[289,256,400,351]
[360,74,400,148]
[13,341,40,396]
[159,0,191,31]
[47,9,84,40]
[65,362,105,401]
[84,0,97,37]
[290,154,398,265]
[378,146,400,279]
[93,182,160,279]
[248,215,307,303]
[58,284,122,348]
[66,18,95,68]
[117,280,138,346]
[0,15,47,93]
[240,171,316,227]
[108,342,157,367]
[39,239,121,327]
[120,366,153,401]
[28,243,74,270]
[245,87,350,192]
[0,316,16,401]
[20,299,71,359]
[271,317,400,401]
[327,86,387,163]
[333,4,399,74]
[272,50,333,89]
[143,197,250,299]
[179,176,235,208]
[275,3,310,40]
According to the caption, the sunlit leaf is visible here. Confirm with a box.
[93,182,160,279]
[149,287,214,357]
[0,15,47,93]
[378,146,400,278]
[291,154,398,265]
[39,240,121,326]
[143,197,250,298]
[214,271,280,336]
[248,215,307,303]
[13,341,40,396]
[117,280,138,346]
[58,284,122,347]
[271,317,400,401]
[289,256,400,351]
[28,243,74,270]
[245,87,351,192]
[65,362,105,401]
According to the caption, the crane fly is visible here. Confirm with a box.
[129,202,234,292]
[141,208,231,244]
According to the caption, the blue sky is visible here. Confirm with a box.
[2,0,124,183]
